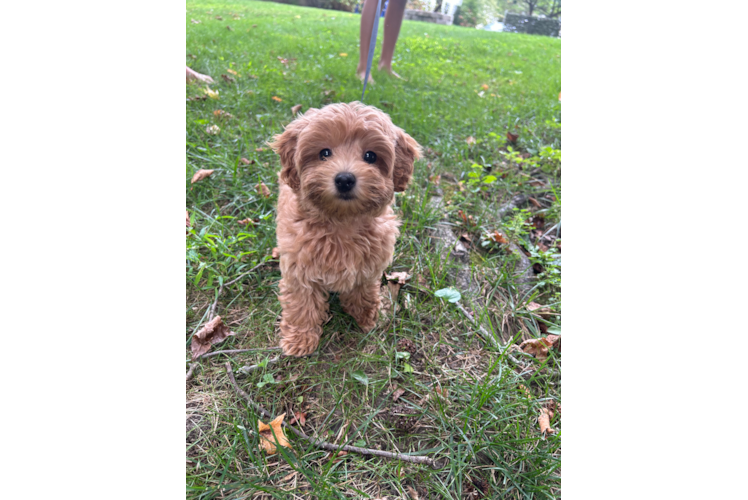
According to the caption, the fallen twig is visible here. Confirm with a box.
[199,347,281,360]
[225,362,444,468]
[186,362,200,381]
[238,356,281,375]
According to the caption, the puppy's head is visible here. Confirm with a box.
[270,102,420,218]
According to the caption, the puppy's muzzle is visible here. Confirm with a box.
[334,172,356,196]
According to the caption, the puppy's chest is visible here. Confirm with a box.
[296,221,396,290]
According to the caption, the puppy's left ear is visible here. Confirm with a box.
[269,117,309,191]
[393,129,421,192]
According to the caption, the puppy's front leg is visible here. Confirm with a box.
[278,277,329,357]
[340,280,380,333]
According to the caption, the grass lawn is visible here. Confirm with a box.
[186,1,561,498]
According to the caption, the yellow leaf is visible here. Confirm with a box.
[339,53,348,57]
[258,413,292,454]
[226,68,238,76]
[203,88,219,99]
[272,96,282,102]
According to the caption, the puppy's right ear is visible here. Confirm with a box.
[269,119,306,191]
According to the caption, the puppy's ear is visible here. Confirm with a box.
[269,119,306,191]
[392,129,421,192]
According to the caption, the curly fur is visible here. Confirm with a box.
[269,102,421,356]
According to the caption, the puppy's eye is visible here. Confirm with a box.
[319,148,332,161]
[363,151,377,164]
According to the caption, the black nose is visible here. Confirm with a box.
[334,172,356,193]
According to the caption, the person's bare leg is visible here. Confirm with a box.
[378,0,407,77]
[356,0,379,83]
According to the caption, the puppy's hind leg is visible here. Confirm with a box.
[340,280,380,333]
[278,278,329,357]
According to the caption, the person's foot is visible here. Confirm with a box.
[377,61,402,79]
[186,66,215,84]
[356,66,375,85]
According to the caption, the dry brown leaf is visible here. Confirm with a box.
[289,411,307,426]
[406,485,420,500]
[191,316,235,360]
[255,147,265,153]
[465,136,476,145]
[291,104,302,115]
[519,335,561,362]
[385,272,411,284]
[528,197,542,208]
[255,182,271,198]
[488,231,508,244]
[240,157,254,165]
[271,247,280,259]
[429,174,441,186]
[215,15,223,20]
[526,302,552,320]
[258,413,292,454]
[191,169,214,184]
[392,387,406,402]
[272,96,283,102]
[481,83,489,90]
[280,471,297,482]
[435,387,449,400]
[507,131,519,143]
[237,218,254,225]
[226,68,238,76]
[538,407,555,435]
[387,281,401,303]
[191,19,201,24]
[225,25,233,31]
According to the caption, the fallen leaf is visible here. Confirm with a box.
[255,182,271,198]
[429,174,441,186]
[457,210,468,224]
[272,96,283,102]
[205,124,220,135]
[237,218,255,225]
[255,147,265,153]
[240,157,254,165]
[291,104,302,115]
[528,197,542,208]
[406,485,420,500]
[251,24,257,28]
[385,272,411,284]
[392,387,406,402]
[526,302,552,320]
[518,335,561,362]
[481,83,489,90]
[213,109,233,119]
[226,68,238,76]
[191,169,214,184]
[459,233,472,247]
[271,247,280,259]
[220,74,235,83]
[434,387,449,399]
[507,131,519,143]
[339,53,348,57]
[203,88,219,99]
[190,316,235,359]
[387,281,401,303]
[465,136,476,145]
[191,19,201,24]
[215,15,223,20]
[538,407,555,435]
[225,25,233,31]
[289,411,307,426]
[488,231,507,244]
[258,413,292,454]
[281,471,296,482]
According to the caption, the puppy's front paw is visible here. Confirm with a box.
[279,324,321,357]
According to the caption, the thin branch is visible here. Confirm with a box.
[225,362,445,469]
[238,356,281,375]
[197,347,281,360]
[186,362,200,381]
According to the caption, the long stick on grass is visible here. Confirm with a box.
[225,362,444,469]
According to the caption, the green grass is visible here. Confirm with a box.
[186,1,561,498]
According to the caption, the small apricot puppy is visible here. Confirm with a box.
[270,102,421,357]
